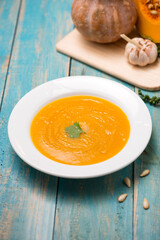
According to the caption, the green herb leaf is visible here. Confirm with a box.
[65,122,85,138]
[138,89,160,106]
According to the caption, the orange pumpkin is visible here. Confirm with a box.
[134,0,160,43]
[71,0,137,43]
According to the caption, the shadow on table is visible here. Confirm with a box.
[12,135,155,201]
[13,151,133,201]
[57,165,133,202]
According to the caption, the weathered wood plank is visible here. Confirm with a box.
[0,0,21,103]
[1,0,159,238]
[134,89,160,240]
[0,0,73,239]
[53,60,134,240]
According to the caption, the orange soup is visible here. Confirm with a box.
[30,96,130,165]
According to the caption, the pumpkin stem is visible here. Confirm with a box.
[120,34,142,49]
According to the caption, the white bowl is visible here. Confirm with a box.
[8,76,152,178]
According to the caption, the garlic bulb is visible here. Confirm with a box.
[125,38,158,67]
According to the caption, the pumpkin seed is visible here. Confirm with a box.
[154,3,157,8]
[143,198,150,210]
[154,3,159,9]
[118,193,127,203]
[140,169,150,177]
[124,177,131,188]
[150,9,158,14]
[145,0,151,3]
[148,3,154,9]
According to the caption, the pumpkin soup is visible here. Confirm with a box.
[30,96,130,165]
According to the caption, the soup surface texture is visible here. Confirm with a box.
[30,96,130,165]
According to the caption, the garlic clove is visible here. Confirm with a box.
[138,50,149,67]
[147,44,158,64]
[128,48,139,65]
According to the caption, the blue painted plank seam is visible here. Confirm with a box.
[133,160,135,240]
[52,177,60,240]
[68,58,72,76]
[0,0,22,112]
[133,86,138,240]
[52,56,72,239]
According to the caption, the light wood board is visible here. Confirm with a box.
[56,29,160,91]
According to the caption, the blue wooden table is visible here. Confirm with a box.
[0,0,160,239]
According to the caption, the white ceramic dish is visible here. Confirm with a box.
[8,76,152,178]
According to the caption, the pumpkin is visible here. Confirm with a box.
[71,0,137,43]
[134,0,160,43]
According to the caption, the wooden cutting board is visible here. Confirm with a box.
[56,29,160,91]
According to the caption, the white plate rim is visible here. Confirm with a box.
[8,76,152,178]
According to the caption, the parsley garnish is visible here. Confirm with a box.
[65,122,85,138]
